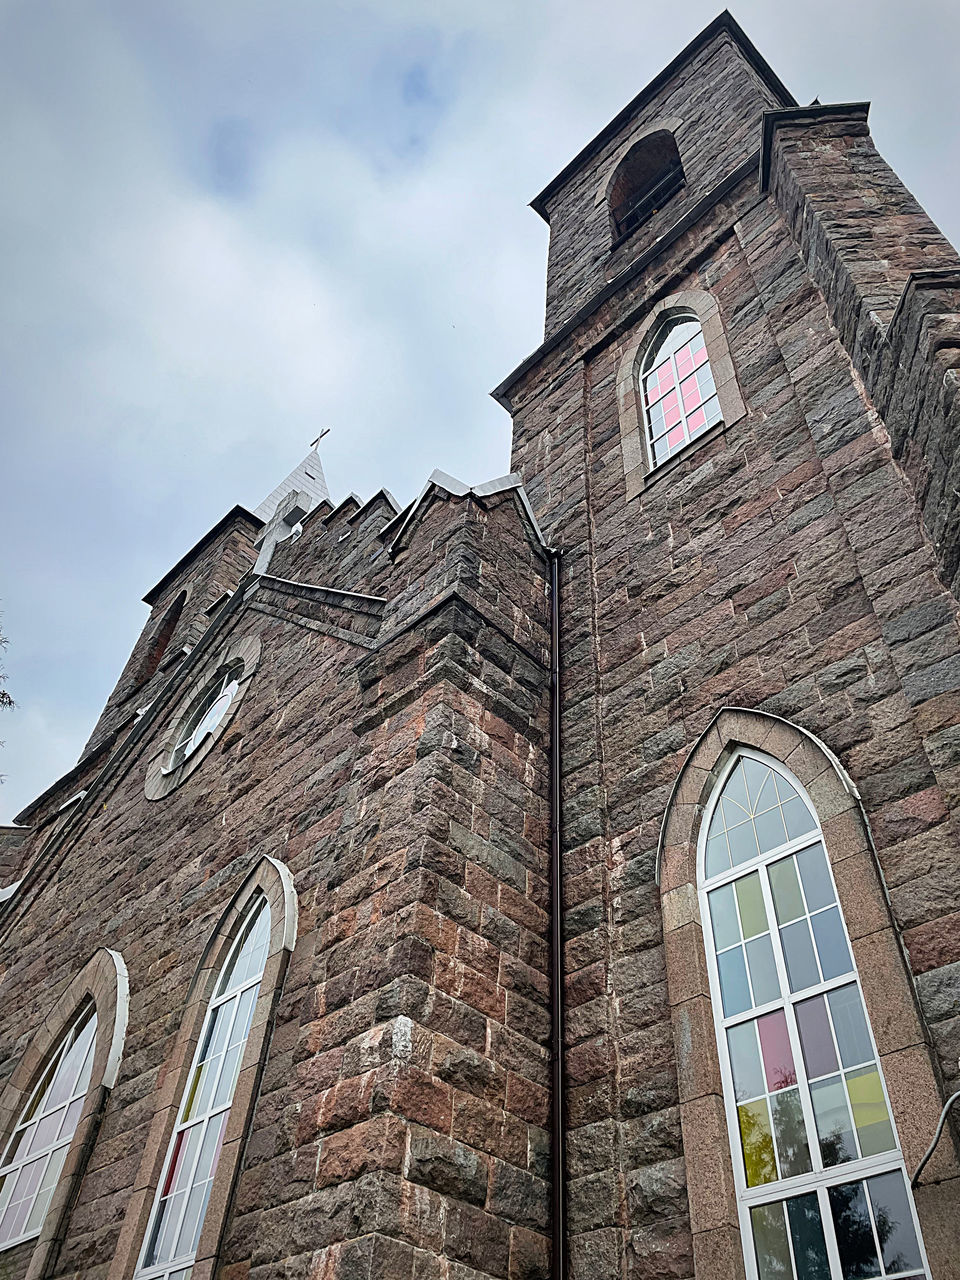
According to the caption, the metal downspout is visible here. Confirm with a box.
[548,547,566,1280]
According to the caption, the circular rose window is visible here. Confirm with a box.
[144,635,261,800]
[168,662,243,770]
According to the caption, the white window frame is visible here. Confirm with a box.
[134,895,270,1280]
[641,313,724,470]
[698,747,931,1280]
[164,662,243,775]
[0,1004,97,1252]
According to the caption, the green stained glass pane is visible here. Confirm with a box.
[742,758,771,810]
[722,761,751,813]
[782,795,817,841]
[727,1021,765,1102]
[746,934,780,1006]
[796,844,834,912]
[811,1076,857,1167]
[786,1192,831,1280]
[708,884,740,952]
[770,857,805,925]
[735,872,767,938]
[727,819,761,866]
[827,985,873,1069]
[866,1171,923,1274]
[755,804,789,854]
[738,1098,777,1186]
[705,831,730,878]
[750,1201,792,1280]
[771,1088,812,1179]
[846,1066,894,1157]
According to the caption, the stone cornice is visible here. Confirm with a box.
[758,101,870,193]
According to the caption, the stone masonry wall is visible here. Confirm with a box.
[0,490,552,1280]
[502,54,960,1280]
[540,30,785,336]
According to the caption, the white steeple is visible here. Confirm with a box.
[254,441,330,523]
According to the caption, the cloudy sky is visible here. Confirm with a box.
[2,0,959,823]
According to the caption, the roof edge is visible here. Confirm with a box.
[143,505,263,606]
[530,10,796,220]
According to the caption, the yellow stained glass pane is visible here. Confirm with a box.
[738,1098,777,1186]
[846,1066,895,1156]
[735,872,767,939]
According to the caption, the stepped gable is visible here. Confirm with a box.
[271,486,401,595]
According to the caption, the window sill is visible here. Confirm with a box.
[628,418,729,499]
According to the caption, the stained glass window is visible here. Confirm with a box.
[700,750,930,1280]
[135,895,270,1280]
[641,318,723,468]
[0,1005,97,1249]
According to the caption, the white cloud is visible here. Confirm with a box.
[2,0,958,820]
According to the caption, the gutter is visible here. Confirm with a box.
[547,547,566,1280]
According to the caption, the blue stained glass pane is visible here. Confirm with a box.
[827,985,873,1069]
[722,763,750,813]
[746,935,781,1007]
[782,795,817,841]
[718,946,752,1017]
[753,768,779,814]
[797,844,834,912]
[755,805,788,854]
[811,907,852,981]
[742,758,771,809]
[828,1180,882,1279]
[705,831,730,878]
[721,794,751,829]
[727,1021,765,1102]
[780,919,820,993]
[866,1171,923,1274]
[727,820,760,866]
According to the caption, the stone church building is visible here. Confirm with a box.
[2,12,960,1280]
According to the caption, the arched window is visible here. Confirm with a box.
[608,130,685,240]
[0,948,128,1274]
[133,591,187,691]
[641,315,723,467]
[0,1006,97,1250]
[700,749,931,1280]
[135,894,270,1280]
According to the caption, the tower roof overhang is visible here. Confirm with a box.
[529,9,797,222]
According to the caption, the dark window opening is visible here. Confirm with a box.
[132,590,186,690]
[608,131,685,241]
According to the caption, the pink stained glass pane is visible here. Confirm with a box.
[667,424,685,449]
[681,373,703,412]
[687,405,707,434]
[676,345,695,379]
[662,390,681,428]
[757,1010,797,1093]
[692,343,708,369]
[646,361,674,405]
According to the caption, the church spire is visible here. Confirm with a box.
[254,441,330,523]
